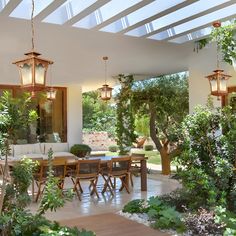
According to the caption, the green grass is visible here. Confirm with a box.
[106,150,161,165]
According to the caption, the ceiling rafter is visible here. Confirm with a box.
[34,0,67,22]
[163,13,236,41]
[141,0,236,39]
[92,0,154,30]
[117,0,199,35]
[63,0,110,26]
[0,0,22,17]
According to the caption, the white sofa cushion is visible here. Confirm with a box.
[44,143,69,154]
[51,152,75,158]
[13,143,42,156]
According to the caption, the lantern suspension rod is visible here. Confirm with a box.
[31,0,35,51]
[103,56,108,84]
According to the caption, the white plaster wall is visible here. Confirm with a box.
[188,44,236,113]
[67,84,83,147]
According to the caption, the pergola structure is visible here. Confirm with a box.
[0,0,235,144]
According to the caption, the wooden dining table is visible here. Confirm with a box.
[0,155,148,191]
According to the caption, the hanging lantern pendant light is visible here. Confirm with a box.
[12,0,53,95]
[205,21,231,99]
[99,56,113,101]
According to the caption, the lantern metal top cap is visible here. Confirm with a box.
[212,21,221,28]
[12,50,54,65]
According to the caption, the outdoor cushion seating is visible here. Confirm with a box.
[10,142,75,160]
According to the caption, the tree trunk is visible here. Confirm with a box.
[149,102,171,175]
[160,146,171,175]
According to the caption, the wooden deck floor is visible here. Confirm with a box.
[60,213,169,236]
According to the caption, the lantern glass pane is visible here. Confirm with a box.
[35,63,45,84]
[21,63,32,85]
[219,77,227,92]
[47,90,57,99]
[210,78,217,92]
[101,90,107,98]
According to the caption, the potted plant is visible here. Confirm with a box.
[70,144,92,158]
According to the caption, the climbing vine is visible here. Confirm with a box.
[115,74,137,155]
[194,20,236,66]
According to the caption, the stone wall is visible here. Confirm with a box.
[82,131,116,151]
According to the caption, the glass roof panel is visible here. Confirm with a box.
[0,0,10,12]
[100,0,185,33]
[43,0,97,25]
[125,0,230,37]
[73,0,142,29]
[169,19,233,44]
[149,3,236,41]
[10,0,53,19]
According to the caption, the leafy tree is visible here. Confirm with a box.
[132,73,189,174]
[82,91,116,137]
[135,115,150,137]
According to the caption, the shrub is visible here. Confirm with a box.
[144,144,153,151]
[158,188,191,212]
[122,199,147,213]
[108,145,118,152]
[70,144,92,158]
[175,105,236,210]
[184,208,224,235]
[214,206,236,236]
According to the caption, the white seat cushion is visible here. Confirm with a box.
[44,143,69,154]
[52,152,75,158]
[13,143,42,156]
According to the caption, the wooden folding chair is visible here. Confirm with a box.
[34,158,67,202]
[101,156,131,196]
[72,159,100,201]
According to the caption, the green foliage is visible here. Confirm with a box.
[3,158,38,210]
[176,105,236,211]
[122,199,147,213]
[215,206,236,236]
[83,91,116,137]
[70,144,92,158]
[0,151,94,235]
[134,115,150,137]
[116,74,137,154]
[0,209,95,235]
[195,20,236,65]
[211,21,236,65]
[144,145,153,151]
[158,188,191,212]
[122,196,185,232]
[194,38,210,52]
[108,145,118,152]
[0,91,38,144]
[152,207,185,232]
[38,149,73,216]
[147,196,185,232]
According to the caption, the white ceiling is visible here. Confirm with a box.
[0,0,235,91]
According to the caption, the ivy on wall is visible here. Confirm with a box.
[115,74,137,155]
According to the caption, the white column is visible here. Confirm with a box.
[67,84,83,147]
[188,45,236,113]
